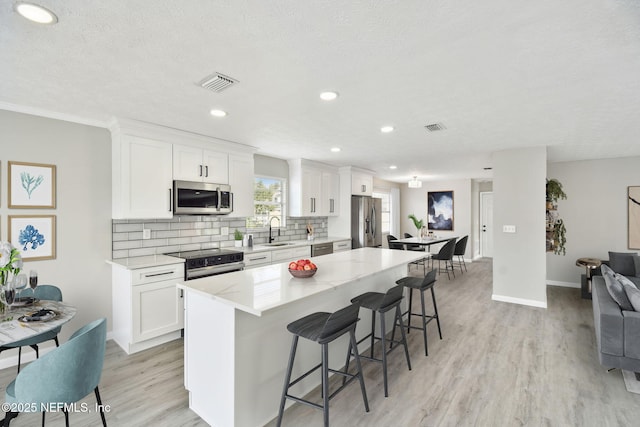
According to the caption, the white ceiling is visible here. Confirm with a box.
[2,0,640,183]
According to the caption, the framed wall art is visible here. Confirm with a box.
[8,161,56,209]
[428,190,454,231]
[629,186,640,249]
[8,215,56,261]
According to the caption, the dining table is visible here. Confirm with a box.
[0,300,77,346]
[394,236,458,251]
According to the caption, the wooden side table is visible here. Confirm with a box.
[576,257,602,299]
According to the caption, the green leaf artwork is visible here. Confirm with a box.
[20,172,44,199]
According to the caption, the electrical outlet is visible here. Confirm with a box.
[503,225,516,233]
[142,228,151,239]
[221,226,229,236]
[322,222,325,229]
[294,223,298,230]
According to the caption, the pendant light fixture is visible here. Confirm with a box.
[408,176,422,188]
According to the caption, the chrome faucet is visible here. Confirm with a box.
[269,217,281,243]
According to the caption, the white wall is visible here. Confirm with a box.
[400,178,472,258]
[547,156,640,284]
[254,154,288,178]
[0,110,112,361]
[492,147,547,307]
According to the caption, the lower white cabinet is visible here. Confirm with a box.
[272,246,311,264]
[112,262,185,354]
[333,239,351,252]
[243,252,273,269]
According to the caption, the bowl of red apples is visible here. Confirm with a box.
[288,259,318,278]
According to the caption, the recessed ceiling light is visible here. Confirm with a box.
[320,91,339,101]
[381,126,394,133]
[389,165,397,169]
[330,147,341,152]
[210,109,227,117]
[15,2,58,24]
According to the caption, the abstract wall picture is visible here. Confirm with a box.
[428,190,454,231]
[629,186,640,249]
[8,161,56,209]
[8,215,56,261]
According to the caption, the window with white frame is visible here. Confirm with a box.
[246,176,287,229]
[373,191,391,233]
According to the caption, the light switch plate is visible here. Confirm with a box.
[221,226,229,236]
[503,225,516,233]
[142,228,151,239]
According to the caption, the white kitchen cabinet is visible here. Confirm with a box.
[271,246,311,264]
[112,262,184,354]
[173,144,229,184]
[289,159,339,217]
[351,170,373,196]
[228,153,254,217]
[112,134,173,219]
[333,239,351,252]
[322,170,340,216]
[243,251,273,269]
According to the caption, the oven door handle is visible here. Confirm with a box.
[186,262,245,280]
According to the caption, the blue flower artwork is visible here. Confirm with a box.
[18,225,46,251]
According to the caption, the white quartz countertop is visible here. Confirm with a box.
[238,236,350,254]
[177,247,425,316]
[106,254,185,270]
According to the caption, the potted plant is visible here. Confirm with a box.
[546,178,567,255]
[234,229,243,247]
[546,178,567,209]
[408,214,425,237]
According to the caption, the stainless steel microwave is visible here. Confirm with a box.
[173,181,233,215]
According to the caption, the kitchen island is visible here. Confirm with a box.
[177,247,424,427]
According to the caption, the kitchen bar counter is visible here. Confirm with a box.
[178,248,424,427]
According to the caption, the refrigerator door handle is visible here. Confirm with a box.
[371,205,376,240]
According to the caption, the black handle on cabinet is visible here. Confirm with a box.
[205,165,209,177]
[199,165,203,177]
[169,189,172,212]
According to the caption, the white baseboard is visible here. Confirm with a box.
[492,294,547,309]
[546,280,580,289]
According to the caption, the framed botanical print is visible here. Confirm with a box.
[8,161,56,209]
[8,215,56,261]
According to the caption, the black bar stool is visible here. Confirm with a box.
[395,269,442,356]
[350,285,411,397]
[276,303,369,427]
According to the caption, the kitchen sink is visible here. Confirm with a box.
[263,242,296,247]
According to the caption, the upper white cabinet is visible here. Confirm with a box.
[173,144,229,184]
[228,153,254,218]
[112,134,173,219]
[351,170,373,196]
[321,170,340,216]
[288,159,339,217]
[110,118,256,219]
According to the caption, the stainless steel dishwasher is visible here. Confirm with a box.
[311,242,333,257]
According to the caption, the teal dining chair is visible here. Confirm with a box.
[2,318,108,426]
[0,285,63,372]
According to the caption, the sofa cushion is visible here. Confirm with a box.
[634,255,640,277]
[602,265,634,311]
[624,283,640,312]
[616,273,639,289]
[608,252,638,276]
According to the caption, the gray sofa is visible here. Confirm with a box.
[592,274,640,372]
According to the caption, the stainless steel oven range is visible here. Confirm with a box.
[165,249,244,280]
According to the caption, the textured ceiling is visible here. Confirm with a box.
[2,0,640,183]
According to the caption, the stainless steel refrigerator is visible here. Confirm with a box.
[351,196,382,249]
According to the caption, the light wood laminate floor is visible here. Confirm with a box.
[1,259,639,426]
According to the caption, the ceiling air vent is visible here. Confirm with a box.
[424,123,446,132]
[198,72,238,93]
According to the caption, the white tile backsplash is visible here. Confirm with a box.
[111,216,328,259]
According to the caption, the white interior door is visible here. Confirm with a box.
[480,192,494,257]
